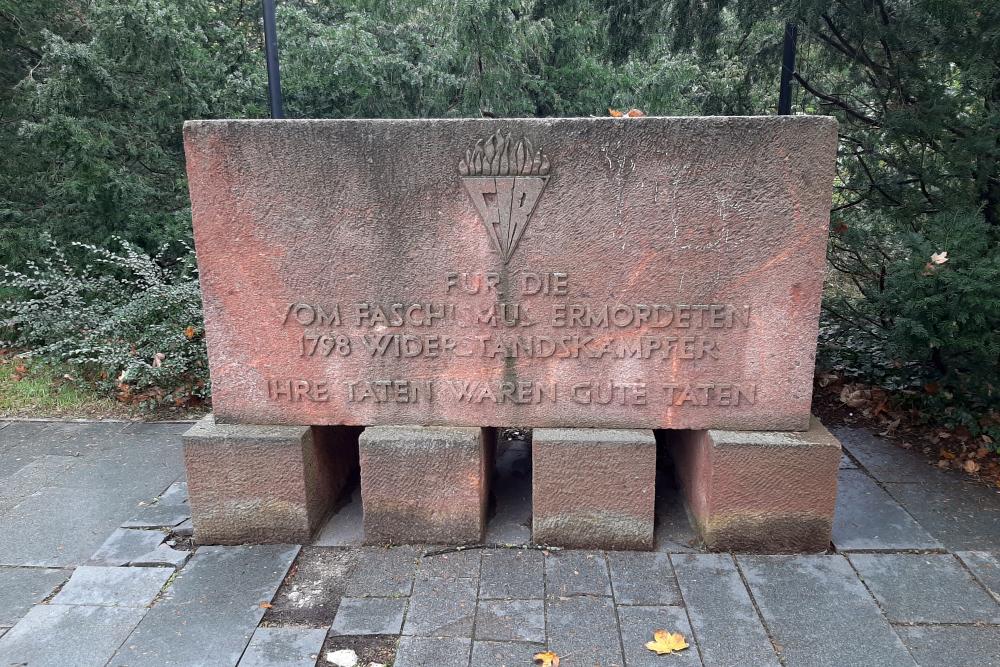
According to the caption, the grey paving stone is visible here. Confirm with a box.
[0,566,70,625]
[545,550,611,597]
[896,625,1000,667]
[156,480,188,505]
[130,543,191,569]
[885,480,1000,550]
[0,485,135,567]
[471,641,546,667]
[0,421,58,477]
[848,553,1000,624]
[394,636,471,667]
[330,597,407,635]
[312,487,364,547]
[0,604,146,667]
[174,517,194,537]
[546,595,624,667]
[88,527,166,566]
[0,627,5,639]
[121,502,191,528]
[418,549,482,580]
[834,427,942,483]
[484,439,533,545]
[474,599,545,643]
[671,553,779,667]
[832,469,942,551]
[0,455,82,513]
[956,550,1000,601]
[238,627,327,667]
[654,481,700,553]
[738,555,916,667]
[839,453,857,469]
[617,605,701,667]
[402,576,477,637]
[109,544,299,667]
[608,551,681,605]
[52,565,173,607]
[479,549,544,600]
[345,547,418,597]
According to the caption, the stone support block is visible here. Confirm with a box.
[359,426,494,545]
[670,417,841,552]
[532,428,656,550]
[183,415,360,544]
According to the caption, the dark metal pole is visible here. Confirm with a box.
[778,22,797,115]
[263,0,284,118]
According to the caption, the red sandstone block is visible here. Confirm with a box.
[359,426,494,545]
[183,415,360,544]
[532,428,656,550]
[670,417,841,552]
[184,117,837,430]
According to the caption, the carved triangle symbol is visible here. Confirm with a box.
[462,176,547,263]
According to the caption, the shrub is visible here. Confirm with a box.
[0,237,207,410]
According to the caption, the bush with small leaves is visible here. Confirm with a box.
[1,236,207,410]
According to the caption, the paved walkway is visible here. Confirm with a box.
[0,420,998,666]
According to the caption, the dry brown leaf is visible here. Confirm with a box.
[645,629,690,655]
[939,449,957,460]
[626,108,646,117]
[533,650,560,666]
[963,459,981,474]
[609,108,624,117]
[258,602,273,609]
[184,325,197,339]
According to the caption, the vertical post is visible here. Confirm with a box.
[778,22,798,115]
[263,0,284,119]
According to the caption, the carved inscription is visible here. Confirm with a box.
[269,271,760,410]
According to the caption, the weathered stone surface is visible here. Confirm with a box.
[417,549,482,580]
[360,426,492,545]
[848,553,1000,624]
[617,605,700,667]
[88,528,167,566]
[671,418,841,552]
[738,555,916,667]
[545,595,623,666]
[896,625,1000,667]
[51,565,172,608]
[474,599,545,643]
[345,547,418,597]
[471,641,546,667]
[401,576,478,637]
[394,637,471,667]
[479,549,544,600]
[239,627,328,667]
[330,597,407,636]
[0,567,70,626]
[607,551,680,605]
[883,480,1000,551]
[956,551,1000,602]
[671,553,779,667]
[0,604,146,667]
[533,428,656,550]
[544,550,611,598]
[184,117,836,431]
[183,416,360,544]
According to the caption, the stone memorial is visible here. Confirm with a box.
[182,116,840,551]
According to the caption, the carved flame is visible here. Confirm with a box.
[458,130,550,177]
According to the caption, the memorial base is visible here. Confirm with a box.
[532,428,657,550]
[359,425,495,545]
[670,418,841,552]
[182,415,360,544]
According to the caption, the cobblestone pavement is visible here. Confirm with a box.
[0,420,998,666]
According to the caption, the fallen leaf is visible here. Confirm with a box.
[930,251,948,265]
[609,108,624,117]
[645,629,690,655]
[533,650,560,666]
[963,459,981,474]
[626,108,646,117]
[258,601,273,609]
[939,449,957,460]
[184,325,197,339]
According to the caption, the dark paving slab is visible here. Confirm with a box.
[394,636,471,667]
[956,550,1000,601]
[268,547,358,627]
[0,421,57,477]
[546,595,624,666]
[885,480,1000,551]
[848,553,1000,624]
[471,640,546,667]
[617,605,701,667]
[896,625,1000,667]
[0,566,70,626]
[417,549,482,580]
[345,547,418,597]
[0,455,84,513]
[120,502,191,529]
[834,427,943,483]
[479,548,544,600]
[545,550,612,597]
[839,453,857,469]
[738,555,916,667]
[671,553,780,667]
[0,604,146,667]
[474,599,545,643]
[51,565,173,608]
[330,597,407,636]
[238,627,327,667]
[832,469,942,551]
[401,576,477,637]
[109,544,299,667]
[654,481,700,553]
[130,542,191,569]
[608,551,681,605]
[88,527,167,566]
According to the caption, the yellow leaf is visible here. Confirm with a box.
[258,602,273,609]
[626,108,646,117]
[184,325,197,339]
[533,650,560,666]
[609,108,624,117]
[644,629,690,655]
